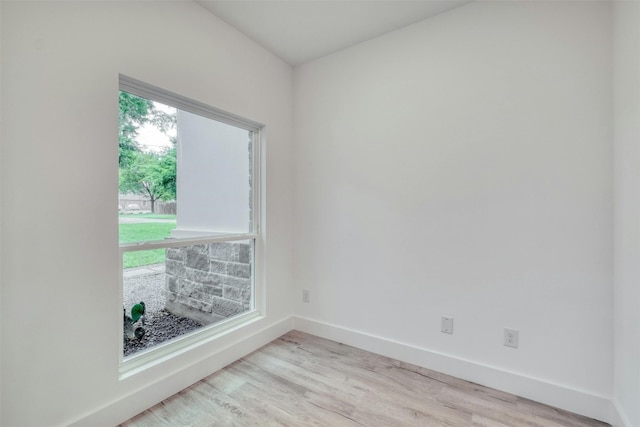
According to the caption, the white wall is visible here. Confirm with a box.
[0,2,293,426]
[294,0,613,419]
[176,110,251,235]
[613,1,640,426]
[1,0,630,425]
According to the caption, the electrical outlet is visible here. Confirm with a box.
[302,289,310,303]
[441,316,454,334]
[504,328,519,348]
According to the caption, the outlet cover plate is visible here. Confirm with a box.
[504,328,519,348]
[441,316,454,334]
[302,289,310,303]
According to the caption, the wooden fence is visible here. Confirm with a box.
[156,201,176,215]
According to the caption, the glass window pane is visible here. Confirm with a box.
[119,90,254,243]
[119,82,259,362]
[123,240,254,358]
[119,91,177,243]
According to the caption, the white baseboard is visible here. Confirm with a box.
[67,315,622,426]
[293,316,615,425]
[68,316,294,427]
[611,398,633,427]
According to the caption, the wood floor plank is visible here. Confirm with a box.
[120,331,609,427]
[515,397,607,427]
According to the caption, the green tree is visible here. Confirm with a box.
[119,92,149,167]
[118,91,175,167]
[119,148,176,213]
[158,146,177,200]
[119,91,177,212]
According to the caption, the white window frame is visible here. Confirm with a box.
[118,75,263,378]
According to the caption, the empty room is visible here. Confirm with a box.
[1,0,638,426]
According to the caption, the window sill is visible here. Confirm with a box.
[119,309,263,380]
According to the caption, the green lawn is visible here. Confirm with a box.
[120,222,176,268]
[119,213,176,220]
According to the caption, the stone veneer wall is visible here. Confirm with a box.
[165,242,252,324]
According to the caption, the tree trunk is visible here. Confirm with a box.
[150,198,155,213]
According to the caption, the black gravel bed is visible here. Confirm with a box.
[124,309,202,357]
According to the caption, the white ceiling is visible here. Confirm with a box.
[197,1,473,66]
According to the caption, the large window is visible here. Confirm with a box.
[118,76,261,371]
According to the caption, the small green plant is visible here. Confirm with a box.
[123,301,146,341]
[131,302,145,323]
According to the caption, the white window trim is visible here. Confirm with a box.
[120,75,262,133]
[118,75,264,377]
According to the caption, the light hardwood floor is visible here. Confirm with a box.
[121,331,609,426]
